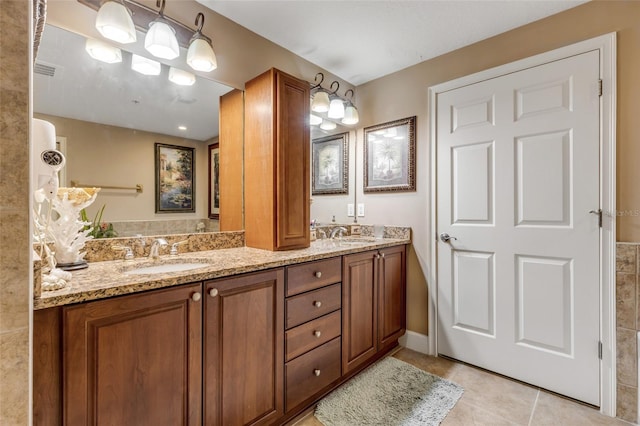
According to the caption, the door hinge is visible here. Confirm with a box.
[598,341,603,360]
[598,79,603,97]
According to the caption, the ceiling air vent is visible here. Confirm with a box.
[34,62,57,77]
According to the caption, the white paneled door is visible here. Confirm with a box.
[436,50,601,405]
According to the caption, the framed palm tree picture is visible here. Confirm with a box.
[312,132,349,195]
[364,116,416,192]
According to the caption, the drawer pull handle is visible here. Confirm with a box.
[314,271,322,278]
[209,288,218,297]
[313,369,321,377]
[191,292,201,302]
[313,330,322,338]
[313,301,322,308]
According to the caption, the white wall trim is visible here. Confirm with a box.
[428,32,617,417]
[399,330,430,354]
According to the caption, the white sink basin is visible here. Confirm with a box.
[124,263,207,275]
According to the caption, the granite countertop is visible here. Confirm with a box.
[34,237,409,310]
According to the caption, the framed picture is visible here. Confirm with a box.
[312,132,349,195]
[155,143,195,213]
[363,116,416,193]
[208,143,220,219]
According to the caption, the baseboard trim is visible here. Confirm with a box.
[398,330,430,354]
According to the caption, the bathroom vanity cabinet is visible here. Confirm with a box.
[342,245,406,374]
[33,245,406,426]
[244,68,310,251]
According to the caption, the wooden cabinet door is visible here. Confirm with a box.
[342,251,378,374]
[204,269,284,426]
[275,70,310,250]
[378,245,407,349]
[63,283,203,426]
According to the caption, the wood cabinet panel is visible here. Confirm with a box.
[286,283,341,329]
[378,246,407,348]
[285,337,341,411]
[285,310,341,362]
[63,284,202,426]
[286,257,342,296]
[33,307,62,426]
[244,68,310,251]
[204,269,284,426]
[219,88,244,231]
[342,251,378,373]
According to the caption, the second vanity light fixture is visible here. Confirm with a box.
[93,0,217,73]
[310,72,359,126]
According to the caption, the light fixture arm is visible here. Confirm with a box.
[195,12,205,33]
[329,80,340,96]
[345,89,354,101]
[156,0,167,18]
[310,72,325,90]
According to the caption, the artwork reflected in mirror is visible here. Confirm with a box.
[363,116,416,193]
[155,143,195,213]
[208,143,220,219]
[312,132,349,195]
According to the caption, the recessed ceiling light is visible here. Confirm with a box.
[178,125,187,131]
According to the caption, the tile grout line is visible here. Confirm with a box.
[527,389,540,426]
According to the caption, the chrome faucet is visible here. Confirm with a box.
[149,238,168,259]
[330,226,348,239]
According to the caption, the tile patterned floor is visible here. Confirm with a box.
[295,348,631,426]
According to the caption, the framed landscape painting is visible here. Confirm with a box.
[312,132,349,195]
[155,143,195,213]
[208,143,220,219]
[363,116,416,193]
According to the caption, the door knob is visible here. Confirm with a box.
[440,233,457,243]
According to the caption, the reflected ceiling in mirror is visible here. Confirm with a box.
[34,24,233,141]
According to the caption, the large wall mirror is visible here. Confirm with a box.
[33,10,237,237]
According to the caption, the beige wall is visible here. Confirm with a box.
[0,1,31,424]
[35,114,212,223]
[348,0,640,335]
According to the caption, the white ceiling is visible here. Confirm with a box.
[197,0,587,86]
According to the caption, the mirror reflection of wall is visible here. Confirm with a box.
[33,23,235,236]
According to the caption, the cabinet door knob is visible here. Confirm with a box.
[313,330,322,338]
[313,369,321,376]
[191,292,201,302]
[314,271,322,278]
[313,301,322,308]
[381,253,385,258]
[376,254,381,259]
[209,288,218,297]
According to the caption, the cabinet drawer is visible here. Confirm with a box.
[286,284,341,329]
[285,337,341,411]
[286,257,342,296]
[285,310,341,362]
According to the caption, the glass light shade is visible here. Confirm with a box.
[187,37,217,72]
[341,104,359,125]
[328,98,345,119]
[310,114,322,126]
[168,67,196,86]
[95,1,136,44]
[131,54,161,76]
[145,20,179,60]
[311,90,330,112]
[85,38,122,63]
[320,120,337,131]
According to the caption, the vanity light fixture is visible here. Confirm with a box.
[145,0,180,60]
[310,73,330,113]
[168,67,196,86]
[310,114,322,126]
[341,89,359,125]
[320,120,337,131]
[131,54,161,75]
[95,0,136,44]
[327,81,345,119]
[308,72,359,125]
[187,13,217,72]
[85,38,122,63]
